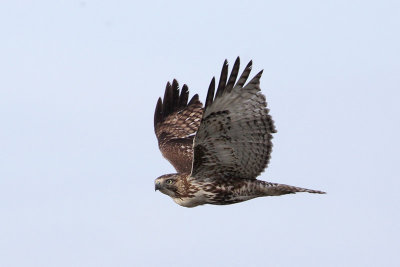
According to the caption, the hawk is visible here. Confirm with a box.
[154,57,325,207]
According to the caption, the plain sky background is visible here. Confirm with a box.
[1,1,399,266]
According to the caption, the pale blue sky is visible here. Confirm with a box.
[1,1,399,266]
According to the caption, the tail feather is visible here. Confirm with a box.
[262,182,326,196]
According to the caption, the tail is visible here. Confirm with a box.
[261,181,326,196]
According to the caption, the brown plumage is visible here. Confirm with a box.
[154,80,203,173]
[154,57,325,207]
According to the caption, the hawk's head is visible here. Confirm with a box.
[155,174,182,198]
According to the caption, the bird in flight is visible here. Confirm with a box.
[154,57,325,207]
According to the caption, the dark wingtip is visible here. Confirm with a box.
[226,57,241,92]
[188,93,200,105]
[216,60,229,98]
[205,77,216,109]
[154,97,163,131]
[245,60,253,73]
[179,84,189,108]
[171,79,179,90]
[171,79,180,112]
[162,82,172,116]
[156,79,198,129]
[246,69,264,88]
[234,57,240,67]
[235,60,253,87]
[182,84,189,93]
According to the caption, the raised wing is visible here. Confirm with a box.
[191,58,276,180]
[154,80,203,173]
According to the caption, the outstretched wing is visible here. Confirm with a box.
[191,57,276,180]
[154,80,203,173]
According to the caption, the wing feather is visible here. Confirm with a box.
[225,57,240,93]
[154,80,203,173]
[191,57,276,180]
[235,60,252,87]
[205,77,216,109]
[215,60,228,98]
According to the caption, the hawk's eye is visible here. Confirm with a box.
[166,179,173,185]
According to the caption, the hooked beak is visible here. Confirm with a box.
[155,181,161,191]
